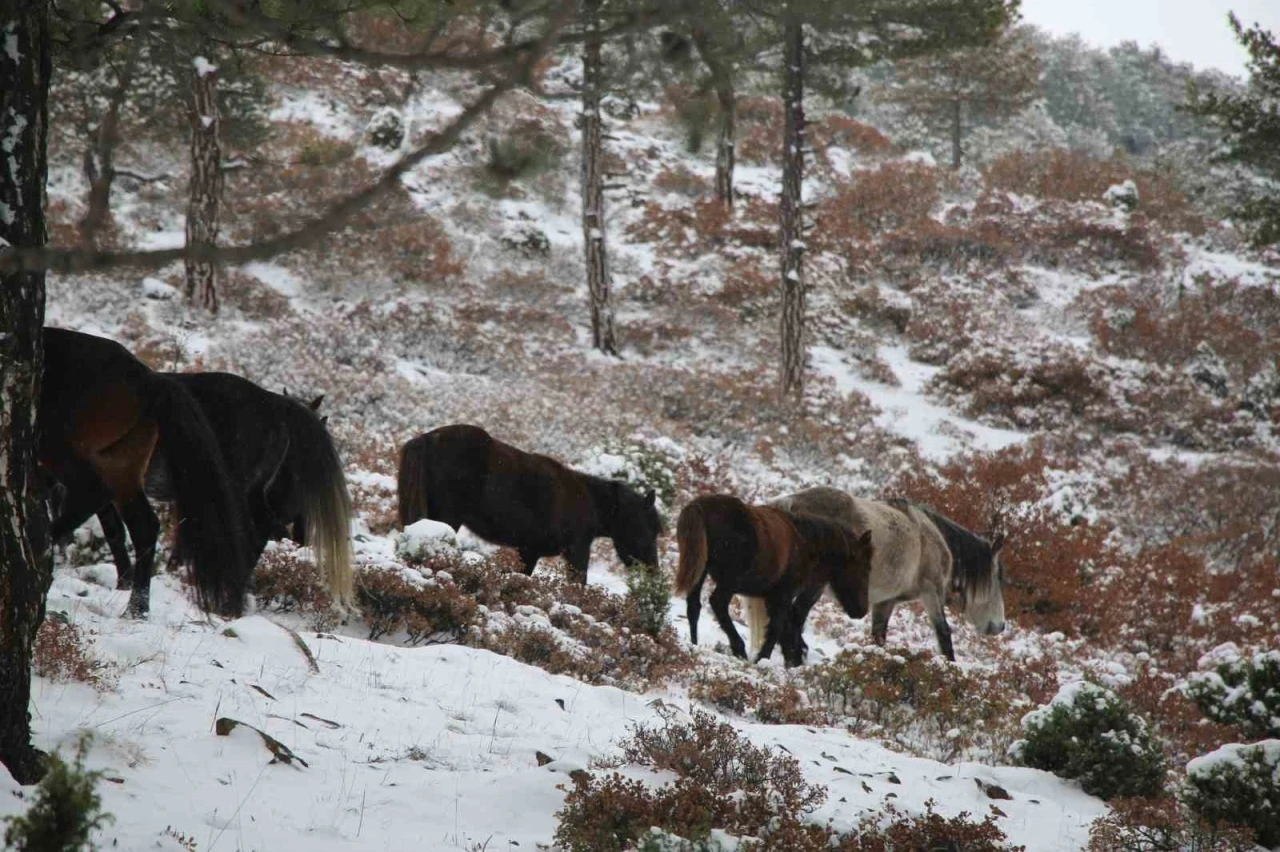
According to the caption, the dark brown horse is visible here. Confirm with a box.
[39,328,253,617]
[398,424,662,581]
[95,372,354,612]
[674,494,874,667]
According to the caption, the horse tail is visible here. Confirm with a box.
[746,597,768,656]
[674,501,708,595]
[142,374,251,617]
[397,434,432,527]
[280,400,354,607]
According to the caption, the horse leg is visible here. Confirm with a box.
[564,539,590,585]
[686,574,705,646]
[919,588,955,662]
[754,589,793,664]
[710,585,748,659]
[517,547,540,576]
[119,494,160,619]
[97,506,134,590]
[871,600,895,647]
[786,585,824,665]
[47,459,113,544]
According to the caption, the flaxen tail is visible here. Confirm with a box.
[745,598,768,656]
[397,434,432,527]
[674,501,708,595]
[279,398,354,607]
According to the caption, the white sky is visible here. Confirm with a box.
[1019,0,1280,79]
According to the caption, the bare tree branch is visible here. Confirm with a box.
[1,0,577,277]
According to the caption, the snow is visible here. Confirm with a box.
[192,56,218,77]
[3,23,17,64]
[395,519,458,562]
[141,277,178,300]
[1187,740,1280,779]
[1,569,1109,851]
[811,344,1026,461]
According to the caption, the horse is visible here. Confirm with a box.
[769,486,1007,662]
[39,328,253,617]
[95,372,354,612]
[397,424,662,582]
[674,493,874,667]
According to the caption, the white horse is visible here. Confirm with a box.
[755,486,1007,661]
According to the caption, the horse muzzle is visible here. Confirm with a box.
[984,621,1007,636]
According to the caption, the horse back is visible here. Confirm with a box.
[749,506,800,584]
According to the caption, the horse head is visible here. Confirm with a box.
[961,531,1007,636]
[610,483,661,569]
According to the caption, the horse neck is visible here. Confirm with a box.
[581,474,619,535]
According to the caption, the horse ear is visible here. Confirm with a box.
[308,394,324,411]
[320,415,329,427]
[991,532,1006,554]
[644,489,656,507]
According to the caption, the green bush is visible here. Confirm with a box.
[1185,649,1280,739]
[3,733,113,852]
[1012,681,1166,800]
[582,437,682,514]
[1185,740,1280,848]
[625,562,672,638]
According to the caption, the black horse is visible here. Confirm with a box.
[397,424,662,582]
[96,372,354,614]
[39,328,252,617]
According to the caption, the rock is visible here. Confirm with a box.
[498,221,551,258]
[975,778,1012,800]
[536,751,554,767]
[367,108,405,151]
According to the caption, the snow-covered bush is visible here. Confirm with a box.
[1104,179,1140,211]
[1012,681,1166,800]
[394,519,458,565]
[1185,740,1280,848]
[580,436,682,513]
[253,540,339,631]
[1086,795,1257,852]
[1185,648,1280,739]
[625,563,672,637]
[365,107,404,150]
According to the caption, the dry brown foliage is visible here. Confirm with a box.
[33,616,113,689]
[1087,796,1256,852]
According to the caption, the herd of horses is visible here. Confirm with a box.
[39,327,1009,664]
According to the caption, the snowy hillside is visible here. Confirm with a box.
[11,19,1280,852]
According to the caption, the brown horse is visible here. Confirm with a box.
[674,494,874,667]
[95,371,354,611]
[397,424,662,581]
[40,328,253,617]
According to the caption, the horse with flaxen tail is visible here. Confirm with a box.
[398,424,662,582]
[39,328,253,617]
[675,494,874,667]
[97,372,354,609]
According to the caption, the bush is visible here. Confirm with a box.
[1013,681,1166,800]
[581,437,682,513]
[33,616,112,689]
[354,566,477,644]
[1185,649,1280,739]
[625,563,671,638]
[253,541,338,632]
[1185,740,1280,848]
[801,646,1017,762]
[1087,796,1257,852]
[689,672,820,726]
[845,798,1023,852]
[3,733,113,852]
[483,119,564,183]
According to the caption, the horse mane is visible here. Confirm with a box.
[783,510,856,557]
[889,499,994,601]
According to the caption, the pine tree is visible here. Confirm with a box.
[877,27,1039,169]
[1188,15,1280,246]
[766,0,1020,399]
[581,0,617,354]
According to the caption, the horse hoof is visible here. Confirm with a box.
[123,605,148,620]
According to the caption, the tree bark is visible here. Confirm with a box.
[692,27,735,208]
[778,15,807,399]
[950,97,963,170]
[80,39,140,249]
[580,0,616,355]
[0,0,54,786]
[185,52,223,313]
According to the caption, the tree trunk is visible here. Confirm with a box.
[580,0,616,355]
[692,28,736,208]
[0,0,54,786]
[778,16,807,399]
[950,98,963,170]
[80,41,140,249]
[185,52,222,313]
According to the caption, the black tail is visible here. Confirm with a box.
[397,434,432,527]
[143,374,252,617]
[278,399,353,605]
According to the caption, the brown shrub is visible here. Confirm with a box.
[653,164,712,198]
[735,96,784,165]
[813,161,941,252]
[810,114,893,156]
[253,541,339,632]
[34,616,112,689]
[844,799,1023,852]
[354,564,477,644]
[689,672,822,726]
[801,646,1018,762]
[220,269,293,320]
[1087,796,1256,852]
